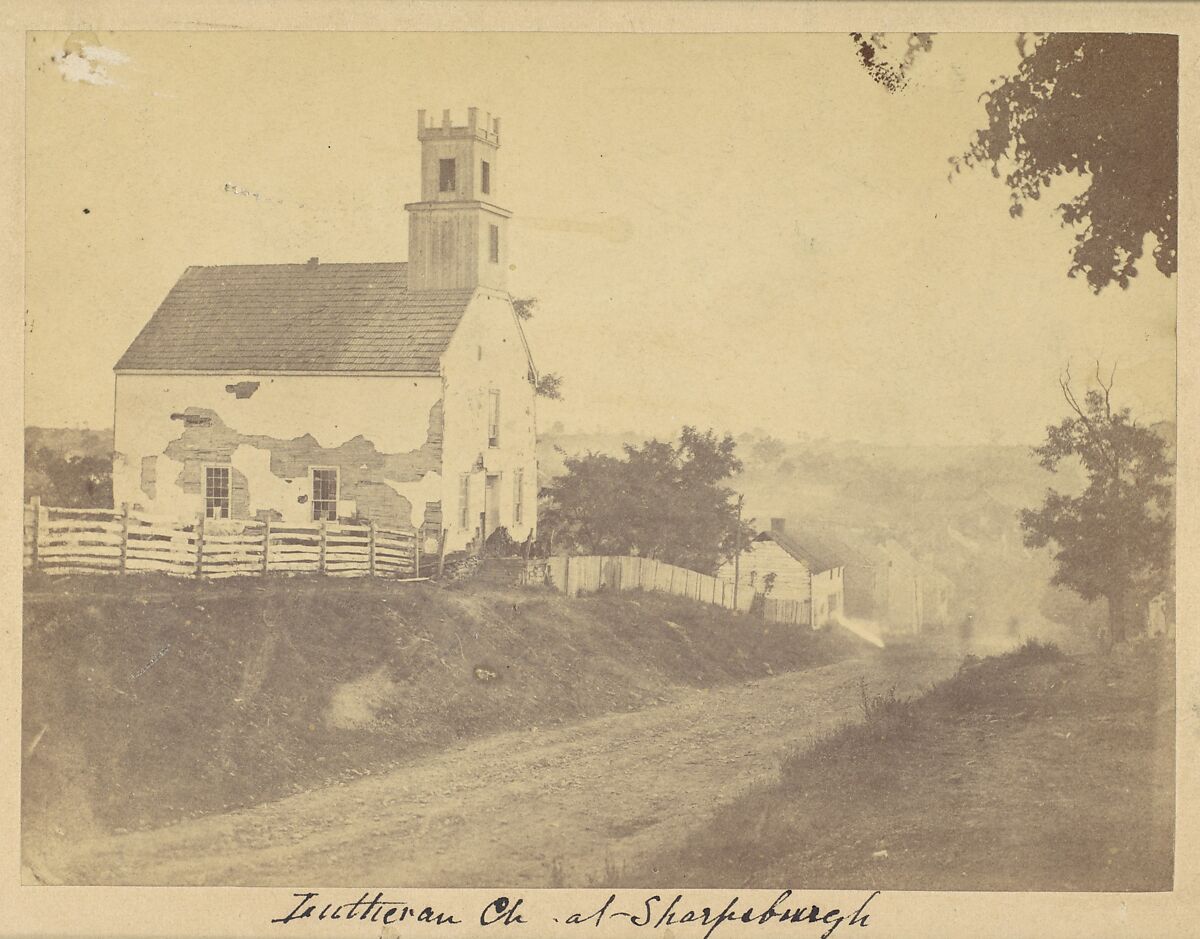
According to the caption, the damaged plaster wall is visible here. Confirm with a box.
[113,373,445,529]
[439,289,539,553]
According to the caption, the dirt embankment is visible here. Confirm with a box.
[36,644,960,886]
[628,637,1175,892]
[23,572,860,863]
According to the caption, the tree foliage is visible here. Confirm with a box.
[751,436,787,464]
[1019,365,1174,641]
[850,32,935,92]
[25,445,112,507]
[512,296,537,321]
[512,295,565,400]
[540,427,751,574]
[534,373,564,401]
[954,33,1177,292]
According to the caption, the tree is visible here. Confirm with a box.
[24,444,112,507]
[533,373,563,401]
[511,296,538,321]
[851,33,1178,291]
[540,426,752,573]
[850,32,935,92]
[1019,365,1174,642]
[512,295,565,400]
[751,436,787,464]
[953,33,1177,291]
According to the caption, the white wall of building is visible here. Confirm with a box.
[717,540,812,603]
[112,372,444,527]
[810,566,845,626]
[439,288,538,553]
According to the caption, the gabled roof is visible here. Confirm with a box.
[754,528,842,574]
[796,526,891,571]
[115,262,477,374]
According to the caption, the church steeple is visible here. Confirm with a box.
[404,108,510,293]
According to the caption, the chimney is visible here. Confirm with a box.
[306,257,319,269]
[771,517,787,534]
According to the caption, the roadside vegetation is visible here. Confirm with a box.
[626,636,1174,891]
[22,573,858,847]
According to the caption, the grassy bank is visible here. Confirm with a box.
[630,637,1174,891]
[22,572,857,843]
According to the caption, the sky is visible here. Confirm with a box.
[24,31,1176,447]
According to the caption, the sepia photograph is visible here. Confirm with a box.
[19,26,1178,901]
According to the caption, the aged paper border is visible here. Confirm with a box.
[1,2,1196,936]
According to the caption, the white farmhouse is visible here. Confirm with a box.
[112,108,537,554]
[718,518,845,627]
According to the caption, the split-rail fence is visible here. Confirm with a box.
[23,498,421,579]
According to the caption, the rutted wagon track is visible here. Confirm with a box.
[37,648,961,887]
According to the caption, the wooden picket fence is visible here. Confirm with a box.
[762,597,814,628]
[23,498,421,580]
[534,555,757,614]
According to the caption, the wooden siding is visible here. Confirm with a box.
[717,540,812,603]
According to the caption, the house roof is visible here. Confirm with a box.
[755,528,842,573]
[798,527,879,570]
[115,262,478,374]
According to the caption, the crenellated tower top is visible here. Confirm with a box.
[417,107,501,145]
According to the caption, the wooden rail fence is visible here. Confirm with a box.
[532,555,757,614]
[23,498,421,580]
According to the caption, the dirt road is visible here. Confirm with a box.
[38,647,962,886]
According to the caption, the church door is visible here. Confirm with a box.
[484,474,501,537]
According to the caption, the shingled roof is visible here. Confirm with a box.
[754,528,843,574]
[115,262,477,373]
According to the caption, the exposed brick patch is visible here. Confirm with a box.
[140,455,157,501]
[423,501,443,533]
[224,381,261,399]
[161,400,444,530]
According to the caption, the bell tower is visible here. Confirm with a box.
[405,108,510,293]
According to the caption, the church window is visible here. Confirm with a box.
[489,224,500,263]
[311,467,339,521]
[204,466,231,519]
[439,158,456,192]
[488,390,501,447]
[481,160,491,195]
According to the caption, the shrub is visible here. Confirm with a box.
[1010,637,1064,662]
[859,676,900,725]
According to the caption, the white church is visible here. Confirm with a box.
[111,108,539,554]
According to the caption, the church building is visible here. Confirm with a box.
[111,108,538,554]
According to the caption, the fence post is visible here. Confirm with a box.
[319,520,327,574]
[262,517,272,575]
[118,502,130,574]
[29,496,40,572]
[368,519,376,578]
[194,513,206,578]
[414,524,423,577]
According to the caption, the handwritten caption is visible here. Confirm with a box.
[271,889,879,939]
